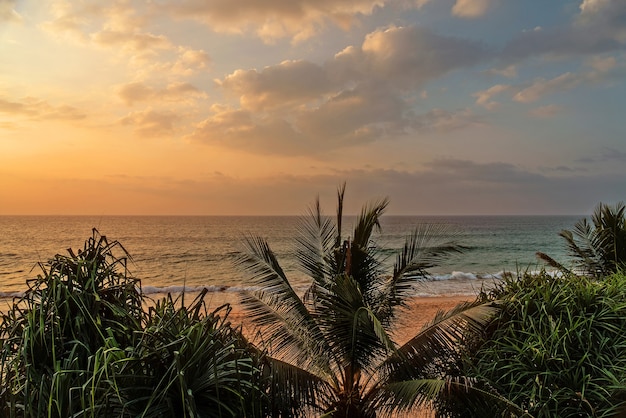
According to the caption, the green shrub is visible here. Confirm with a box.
[0,230,267,418]
[443,271,626,417]
[111,293,268,418]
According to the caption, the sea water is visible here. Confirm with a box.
[0,215,581,298]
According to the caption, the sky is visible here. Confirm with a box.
[1,0,625,216]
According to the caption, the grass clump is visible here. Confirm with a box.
[440,271,626,417]
[0,229,267,418]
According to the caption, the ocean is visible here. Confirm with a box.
[0,215,581,299]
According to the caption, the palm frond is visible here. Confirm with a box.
[241,290,334,380]
[237,235,333,378]
[352,198,389,250]
[538,202,626,279]
[296,197,337,287]
[381,301,499,381]
[371,224,465,325]
[263,356,336,416]
[316,274,393,375]
[237,235,292,292]
[393,223,465,279]
[593,202,626,271]
[535,251,572,275]
[378,378,529,417]
[348,198,389,293]
[561,220,605,277]
[335,182,346,250]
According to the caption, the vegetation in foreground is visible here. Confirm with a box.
[437,271,626,418]
[0,230,268,418]
[237,184,499,417]
[2,196,626,417]
[437,202,626,418]
[538,201,626,277]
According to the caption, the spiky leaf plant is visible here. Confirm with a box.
[237,185,498,417]
[448,271,626,417]
[0,229,143,417]
[537,202,626,278]
[112,291,268,418]
[0,230,268,418]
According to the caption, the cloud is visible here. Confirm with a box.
[42,1,174,54]
[172,47,211,74]
[530,104,563,118]
[577,0,626,42]
[218,60,336,111]
[294,83,410,143]
[577,147,626,163]
[587,55,617,72]
[159,0,388,43]
[485,64,517,78]
[411,108,483,131]
[332,25,490,88]
[188,105,311,155]
[0,0,21,22]
[119,109,180,136]
[220,24,488,103]
[0,95,86,120]
[189,99,480,156]
[473,84,511,110]
[91,30,171,52]
[117,82,206,106]
[503,0,626,62]
[477,57,622,109]
[120,160,624,215]
[513,72,580,103]
[451,0,496,18]
[194,25,491,154]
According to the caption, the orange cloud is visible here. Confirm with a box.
[160,0,387,42]
[117,82,206,106]
[0,95,86,120]
[119,108,179,136]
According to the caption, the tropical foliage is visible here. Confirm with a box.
[537,202,626,278]
[237,185,498,417]
[444,271,626,418]
[0,230,266,418]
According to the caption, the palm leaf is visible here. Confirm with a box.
[393,223,465,279]
[348,198,389,297]
[535,251,572,275]
[316,274,390,375]
[237,236,332,376]
[372,224,465,325]
[352,198,389,250]
[263,356,335,416]
[378,378,529,417]
[593,202,626,272]
[335,182,346,250]
[241,290,335,380]
[296,197,337,289]
[381,301,499,381]
[568,219,605,276]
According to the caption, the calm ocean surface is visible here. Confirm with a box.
[0,215,581,298]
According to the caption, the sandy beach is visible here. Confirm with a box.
[215,293,472,345]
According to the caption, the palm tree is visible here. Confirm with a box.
[537,202,626,278]
[237,185,498,417]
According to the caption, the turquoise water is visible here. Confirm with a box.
[0,215,581,297]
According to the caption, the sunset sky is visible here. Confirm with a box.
[1,0,625,215]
